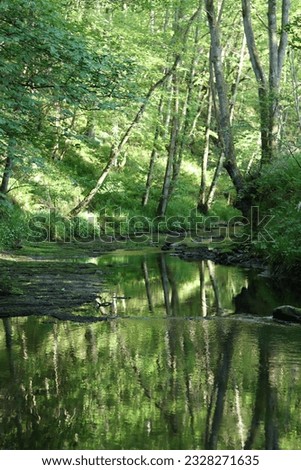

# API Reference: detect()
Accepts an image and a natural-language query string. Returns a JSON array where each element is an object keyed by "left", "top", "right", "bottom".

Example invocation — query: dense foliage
[{"left": 0, "top": 0, "right": 300, "bottom": 272}]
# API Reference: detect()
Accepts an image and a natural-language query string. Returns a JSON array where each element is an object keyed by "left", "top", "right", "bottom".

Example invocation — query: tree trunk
[
  {"left": 142, "top": 93, "right": 165, "bottom": 207},
  {"left": 162, "top": 74, "right": 173, "bottom": 141},
  {"left": 229, "top": 34, "right": 247, "bottom": 125},
  {"left": 289, "top": 50, "right": 301, "bottom": 130},
  {"left": 198, "top": 85, "right": 213, "bottom": 214},
  {"left": 166, "top": 263, "right": 180, "bottom": 316},
  {"left": 207, "top": 260, "right": 223, "bottom": 315},
  {"left": 0, "top": 155, "right": 13, "bottom": 194},
  {"left": 150, "top": 5, "right": 155, "bottom": 34},
  {"left": 163, "top": 5, "right": 170, "bottom": 33},
  {"left": 0, "top": 139, "right": 15, "bottom": 194},
  {"left": 197, "top": 48, "right": 216, "bottom": 214},
  {"left": 268, "top": 0, "right": 290, "bottom": 158},
  {"left": 205, "top": 151, "right": 225, "bottom": 211},
  {"left": 189, "top": 85, "right": 208, "bottom": 138},
  {"left": 199, "top": 24, "right": 247, "bottom": 214},
  {"left": 58, "top": 108, "right": 78, "bottom": 161},
  {"left": 241, "top": 0, "right": 270, "bottom": 165},
  {"left": 206, "top": 0, "right": 245, "bottom": 210},
  {"left": 157, "top": 73, "right": 180, "bottom": 217},
  {"left": 85, "top": 113, "right": 96, "bottom": 139},
  {"left": 242, "top": 0, "right": 290, "bottom": 165},
  {"left": 244, "top": 333, "right": 279, "bottom": 450},
  {"left": 205, "top": 327, "right": 237, "bottom": 449},
  {"left": 172, "top": 20, "right": 201, "bottom": 189},
  {"left": 205, "top": 33, "right": 247, "bottom": 212},
  {"left": 268, "top": 0, "right": 280, "bottom": 159},
  {"left": 157, "top": 4, "right": 203, "bottom": 215},
  {"left": 52, "top": 104, "right": 60, "bottom": 160}
]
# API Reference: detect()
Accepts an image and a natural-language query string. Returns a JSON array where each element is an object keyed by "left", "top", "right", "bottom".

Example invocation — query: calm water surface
[{"left": 1, "top": 250, "right": 301, "bottom": 450}]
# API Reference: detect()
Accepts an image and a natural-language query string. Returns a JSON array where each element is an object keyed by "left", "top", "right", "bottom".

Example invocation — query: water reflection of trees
[
  {"left": 244, "top": 330, "right": 279, "bottom": 450},
  {"left": 1, "top": 316, "right": 301, "bottom": 450},
  {"left": 104, "top": 252, "right": 246, "bottom": 318},
  {"left": 140, "top": 253, "right": 243, "bottom": 318},
  {"left": 204, "top": 326, "right": 238, "bottom": 449},
  {"left": 1, "top": 253, "right": 301, "bottom": 449}
]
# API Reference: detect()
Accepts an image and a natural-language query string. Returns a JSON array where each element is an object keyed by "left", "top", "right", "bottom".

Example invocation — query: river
[{"left": 1, "top": 249, "right": 301, "bottom": 449}]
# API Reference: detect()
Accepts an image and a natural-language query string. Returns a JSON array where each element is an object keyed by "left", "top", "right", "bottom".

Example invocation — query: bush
[
  {"left": 0, "top": 200, "right": 29, "bottom": 250},
  {"left": 254, "top": 155, "right": 301, "bottom": 275}
]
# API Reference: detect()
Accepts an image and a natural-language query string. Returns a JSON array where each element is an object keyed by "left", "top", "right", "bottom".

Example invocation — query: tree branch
[{"left": 69, "top": 4, "right": 203, "bottom": 217}]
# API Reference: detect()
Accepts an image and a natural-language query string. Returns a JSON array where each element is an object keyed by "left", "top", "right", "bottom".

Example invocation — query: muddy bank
[{"left": 0, "top": 256, "right": 110, "bottom": 322}]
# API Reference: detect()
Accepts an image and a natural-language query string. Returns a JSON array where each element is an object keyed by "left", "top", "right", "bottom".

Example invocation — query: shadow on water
[{"left": 1, "top": 250, "right": 301, "bottom": 450}]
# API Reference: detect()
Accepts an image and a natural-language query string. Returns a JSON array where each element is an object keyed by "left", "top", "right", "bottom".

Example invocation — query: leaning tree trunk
[
  {"left": 69, "top": 5, "right": 203, "bottom": 218},
  {"left": 69, "top": 56, "right": 180, "bottom": 217},
  {"left": 205, "top": 151, "right": 225, "bottom": 211}
]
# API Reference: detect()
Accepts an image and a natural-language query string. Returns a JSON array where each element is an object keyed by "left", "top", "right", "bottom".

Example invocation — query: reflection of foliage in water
[
  {"left": 98, "top": 252, "right": 248, "bottom": 318},
  {"left": 1, "top": 252, "right": 301, "bottom": 450},
  {"left": 97, "top": 251, "right": 301, "bottom": 319},
  {"left": 1, "top": 316, "right": 301, "bottom": 450}
]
